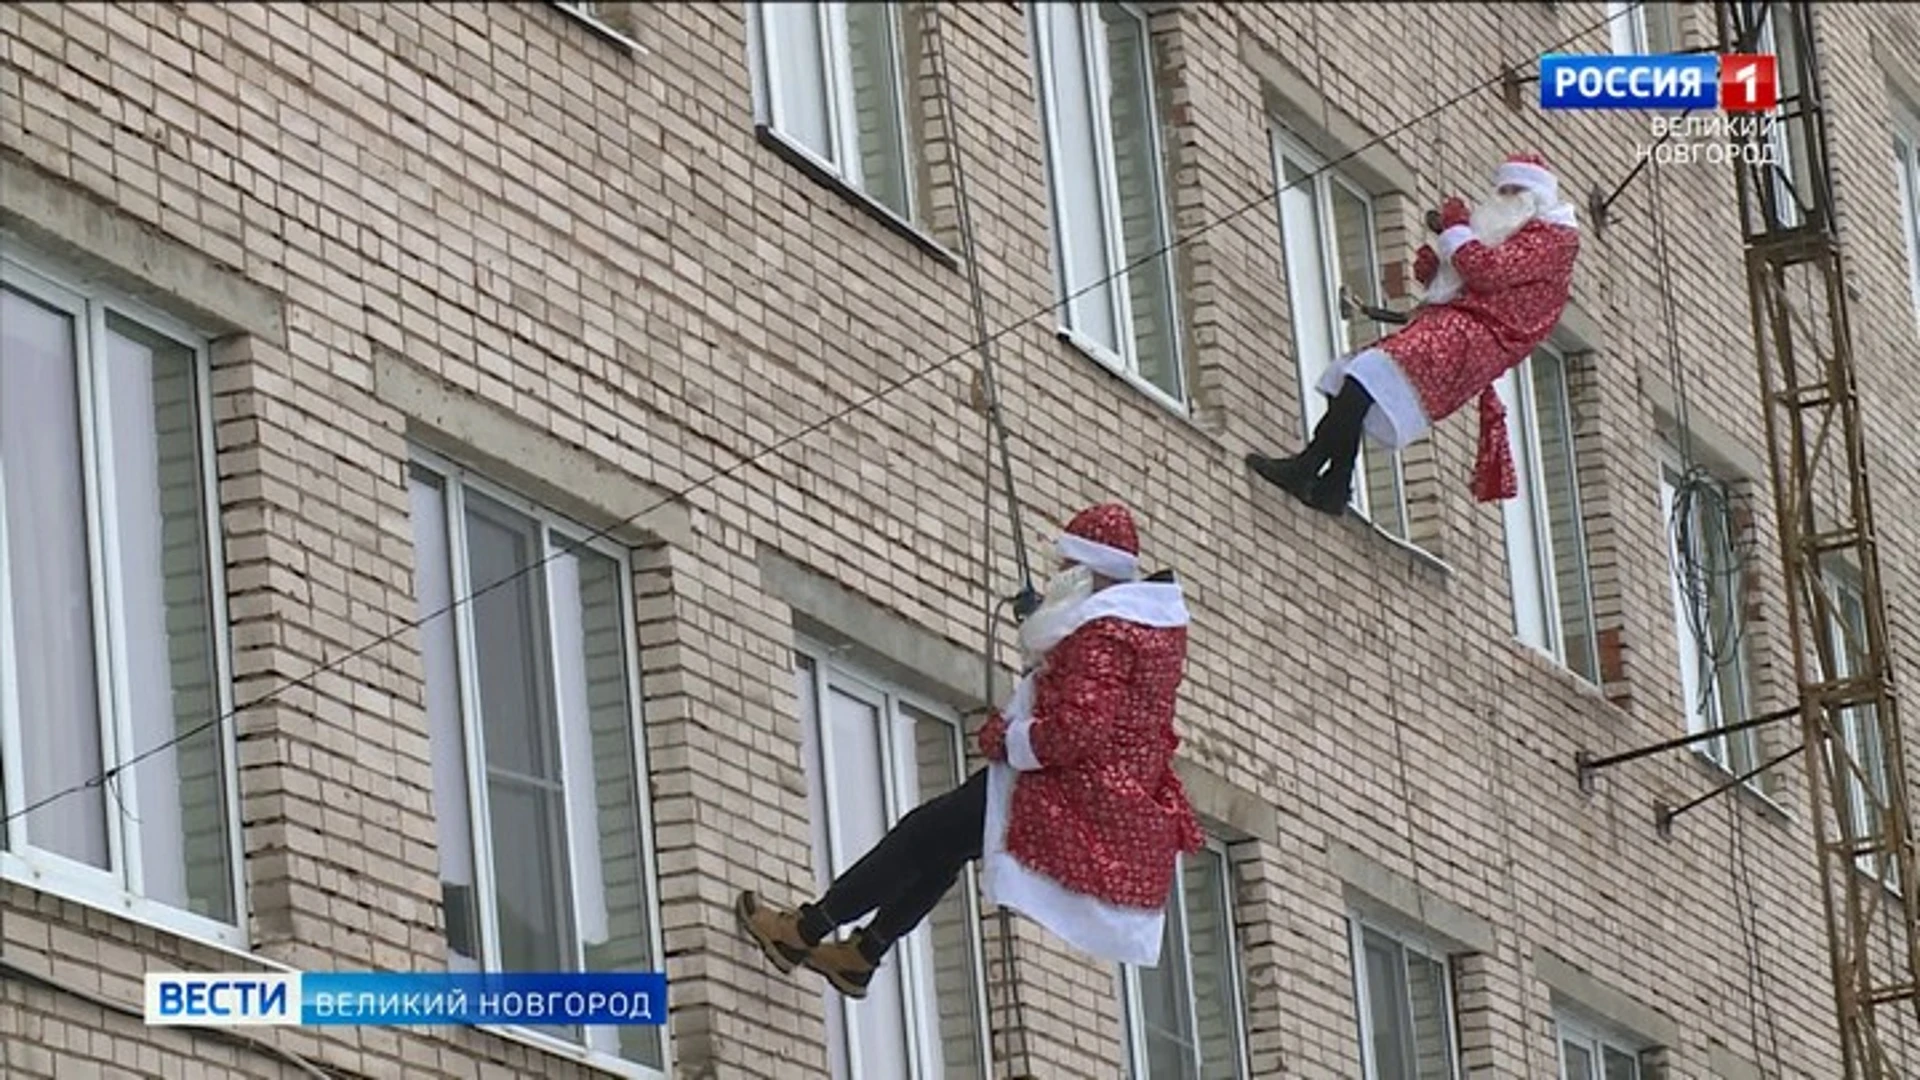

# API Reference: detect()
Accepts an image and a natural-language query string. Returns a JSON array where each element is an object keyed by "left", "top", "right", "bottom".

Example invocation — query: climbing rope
[{"left": 925, "top": 3, "right": 1040, "bottom": 1076}]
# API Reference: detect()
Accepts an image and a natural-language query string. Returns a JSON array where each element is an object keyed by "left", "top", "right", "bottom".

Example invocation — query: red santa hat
[
  {"left": 1056, "top": 502, "right": 1140, "bottom": 581},
  {"left": 1493, "top": 151, "right": 1559, "bottom": 203}
]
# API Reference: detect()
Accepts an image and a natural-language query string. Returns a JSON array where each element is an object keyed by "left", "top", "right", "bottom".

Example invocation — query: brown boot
[
  {"left": 803, "top": 933, "right": 880, "bottom": 999},
  {"left": 735, "top": 891, "right": 812, "bottom": 974}
]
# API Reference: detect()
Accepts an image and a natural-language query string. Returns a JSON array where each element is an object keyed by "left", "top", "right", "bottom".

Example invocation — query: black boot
[
  {"left": 1304, "top": 434, "right": 1363, "bottom": 516},
  {"left": 1304, "top": 469, "right": 1354, "bottom": 516},
  {"left": 1246, "top": 452, "right": 1320, "bottom": 500},
  {"left": 1251, "top": 376, "right": 1374, "bottom": 508}
]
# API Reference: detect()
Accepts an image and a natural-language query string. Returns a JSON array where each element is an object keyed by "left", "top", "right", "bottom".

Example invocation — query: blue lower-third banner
[{"left": 144, "top": 971, "right": 668, "bottom": 1027}]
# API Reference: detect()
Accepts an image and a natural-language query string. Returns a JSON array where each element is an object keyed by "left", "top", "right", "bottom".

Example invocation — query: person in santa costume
[
  {"left": 736, "top": 502, "right": 1203, "bottom": 997},
  {"left": 1247, "top": 151, "right": 1582, "bottom": 514}
]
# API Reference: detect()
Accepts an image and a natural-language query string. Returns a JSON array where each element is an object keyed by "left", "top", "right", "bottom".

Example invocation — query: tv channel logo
[
  {"left": 1539, "top": 54, "right": 1777, "bottom": 112},
  {"left": 146, "top": 973, "right": 300, "bottom": 1026}
]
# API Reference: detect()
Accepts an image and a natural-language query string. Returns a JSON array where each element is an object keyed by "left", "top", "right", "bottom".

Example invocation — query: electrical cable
[
  {"left": 0, "top": 4, "right": 1654, "bottom": 839},
  {"left": 1647, "top": 120, "right": 1786, "bottom": 1077}
]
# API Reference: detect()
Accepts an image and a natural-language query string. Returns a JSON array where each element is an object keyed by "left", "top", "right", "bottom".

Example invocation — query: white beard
[
  {"left": 1018, "top": 566, "right": 1095, "bottom": 670},
  {"left": 1469, "top": 191, "right": 1540, "bottom": 248}
]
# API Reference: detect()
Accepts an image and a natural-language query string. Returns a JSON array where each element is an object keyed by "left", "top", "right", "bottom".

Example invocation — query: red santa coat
[
  {"left": 1322, "top": 210, "right": 1579, "bottom": 501},
  {"left": 976, "top": 579, "right": 1201, "bottom": 966}
]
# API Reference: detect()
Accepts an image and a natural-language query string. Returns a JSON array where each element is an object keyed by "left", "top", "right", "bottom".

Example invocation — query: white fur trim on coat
[
  {"left": 1317, "top": 347, "right": 1432, "bottom": 451},
  {"left": 1005, "top": 720, "right": 1042, "bottom": 771},
  {"left": 1437, "top": 223, "right": 1477, "bottom": 261},
  {"left": 1056, "top": 533, "right": 1139, "bottom": 581}
]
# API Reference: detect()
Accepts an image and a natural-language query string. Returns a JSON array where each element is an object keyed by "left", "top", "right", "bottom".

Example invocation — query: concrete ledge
[
  {"left": 1639, "top": 372, "right": 1770, "bottom": 481},
  {"left": 1708, "top": 1041, "right": 1765, "bottom": 1080},
  {"left": 374, "top": 347, "right": 692, "bottom": 550},
  {"left": 1534, "top": 946, "right": 1680, "bottom": 1047},
  {"left": 759, "top": 548, "right": 1013, "bottom": 711},
  {"left": 1552, "top": 299, "right": 1606, "bottom": 356},
  {"left": 0, "top": 152, "right": 284, "bottom": 345},
  {"left": 1327, "top": 839, "right": 1497, "bottom": 955},
  {"left": 1175, "top": 760, "right": 1279, "bottom": 846},
  {"left": 1239, "top": 36, "right": 1419, "bottom": 197}
]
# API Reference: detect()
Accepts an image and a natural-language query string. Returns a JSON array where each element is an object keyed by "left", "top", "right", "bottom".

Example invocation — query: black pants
[{"left": 799, "top": 768, "right": 987, "bottom": 957}]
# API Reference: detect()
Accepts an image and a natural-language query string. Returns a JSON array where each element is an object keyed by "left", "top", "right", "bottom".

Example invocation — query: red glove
[
  {"left": 1439, "top": 196, "right": 1471, "bottom": 230},
  {"left": 977, "top": 713, "right": 1008, "bottom": 762},
  {"left": 1413, "top": 244, "right": 1438, "bottom": 287}
]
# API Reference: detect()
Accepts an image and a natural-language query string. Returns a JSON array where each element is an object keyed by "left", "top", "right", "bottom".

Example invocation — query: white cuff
[
  {"left": 1437, "top": 224, "right": 1477, "bottom": 261},
  {"left": 1005, "top": 718, "right": 1042, "bottom": 771},
  {"left": 1056, "top": 534, "right": 1138, "bottom": 581}
]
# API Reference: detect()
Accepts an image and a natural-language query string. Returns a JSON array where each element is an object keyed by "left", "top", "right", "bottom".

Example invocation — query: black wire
[
  {"left": 1650, "top": 142, "right": 1785, "bottom": 1074},
  {"left": 0, "top": 3, "right": 1651, "bottom": 832}
]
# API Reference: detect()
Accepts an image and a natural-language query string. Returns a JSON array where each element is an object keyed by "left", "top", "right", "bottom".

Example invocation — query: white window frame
[
  {"left": 0, "top": 251, "right": 245, "bottom": 949},
  {"left": 794, "top": 640, "right": 994, "bottom": 1080},
  {"left": 1031, "top": 0, "right": 1189, "bottom": 410},
  {"left": 747, "top": 1, "right": 918, "bottom": 221},
  {"left": 1498, "top": 348, "right": 1601, "bottom": 680},
  {"left": 409, "top": 450, "right": 670, "bottom": 1079},
  {"left": 1892, "top": 110, "right": 1920, "bottom": 323},
  {"left": 1270, "top": 128, "right": 1410, "bottom": 532},
  {"left": 1348, "top": 915, "right": 1461, "bottom": 1080},
  {"left": 1749, "top": 4, "right": 1801, "bottom": 228},
  {"left": 1822, "top": 564, "right": 1898, "bottom": 892},
  {"left": 1607, "top": 0, "right": 1647, "bottom": 53},
  {"left": 1120, "top": 838, "right": 1252, "bottom": 1079},
  {"left": 1607, "top": 1, "right": 1679, "bottom": 54},
  {"left": 1554, "top": 1012, "right": 1647, "bottom": 1080},
  {"left": 1658, "top": 453, "right": 1759, "bottom": 784},
  {"left": 549, "top": 2, "right": 643, "bottom": 51}
]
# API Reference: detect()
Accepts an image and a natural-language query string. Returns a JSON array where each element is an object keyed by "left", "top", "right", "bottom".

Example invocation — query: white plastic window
[
  {"left": 0, "top": 253, "right": 242, "bottom": 949},
  {"left": 408, "top": 454, "right": 667, "bottom": 1074}
]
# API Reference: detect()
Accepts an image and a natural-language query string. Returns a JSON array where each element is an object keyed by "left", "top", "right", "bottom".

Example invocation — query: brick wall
[{"left": 5, "top": 1, "right": 1920, "bottom": 1077}]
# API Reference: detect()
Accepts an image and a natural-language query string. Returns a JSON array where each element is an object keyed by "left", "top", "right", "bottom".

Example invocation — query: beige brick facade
[{"left": 5, "top": 2, "right": 1920, "bottom": 1078}]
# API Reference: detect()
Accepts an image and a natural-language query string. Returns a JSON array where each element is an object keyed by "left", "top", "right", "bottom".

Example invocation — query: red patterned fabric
[
  {"left": 1380, "top": 215, "right": 1578, "bottom": 501},
  {"left": 975, "top": 615, "right": 1202, "bottom": 910},
  {"left": 1063, "top": 503, "right": 1139, "bottom": 557}
]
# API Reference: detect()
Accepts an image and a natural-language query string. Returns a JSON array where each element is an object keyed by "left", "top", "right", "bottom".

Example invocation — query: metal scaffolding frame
[{"left": 1717, "top": 2, "right": 1920, "bottom": 1074}]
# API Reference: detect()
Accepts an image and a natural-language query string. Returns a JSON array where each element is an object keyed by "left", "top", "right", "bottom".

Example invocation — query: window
[
  {"left": 1660, "top": 458, "right": 1757, "bottom": 780},
  {"left": 408, "top": 456, "right": 665, "bottom": 1073},
  {"left": 1349, "top": 918, "right": 1459, "bottom": 1080},
  {"left": 1893, "top": 113, "right": 1920, "bottom": 320},
  {"left": 1607, "top": 1, "right": 1679, "bottom": 54},
  {"left": 1121, "top": 840, "right": 1250, "bottom": 1079},
  {"left": 750, "top": 2, "right": 917, "bottom": 221},
  {"left": 0, "top": 254, "right": 242, "bottom": 946},
  {"left": 1032, "top": 1, "right": 1186, "bottom": 406},
  {"left": 1749, "top": 3, "right": 1806, "bottom": 228},
  {"left": 1823, "top": 563, "right": 1895, "bottom": 888},
  {"left": 1555, "top": 1014, "right": 1645, "bottom": 1080},
  {"left": 1271, "top": 131, "right": 1409, "bottom": 536},
  {"left": 1498, "top": 348, "right": 1600, "bottom": 681},
  {"left": 793, "top": 645, "right": 991, "bottom": 1080}
]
